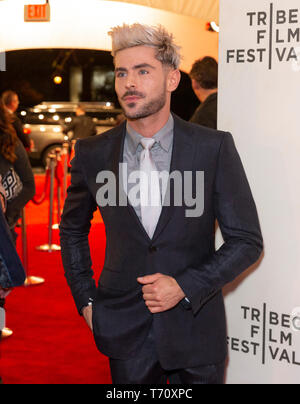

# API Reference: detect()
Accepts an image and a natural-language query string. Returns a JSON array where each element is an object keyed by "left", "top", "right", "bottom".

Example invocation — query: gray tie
[{"left": 139, "top": 138, "right": 162, "bottom": 239}]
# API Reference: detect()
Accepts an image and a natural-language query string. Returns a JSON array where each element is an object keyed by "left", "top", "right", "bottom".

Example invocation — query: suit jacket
[
  {"left": 60, "top": 114, "right": 263, "bottom": 370},
  {"left": 12, "top": 114, "right": 31, "bottom": 150},
  {"left": 190, "top": 92, "right": 218, "bottom": 130},
  {"left": 63, "top": 115, "right": 97, "bottom": 139}
]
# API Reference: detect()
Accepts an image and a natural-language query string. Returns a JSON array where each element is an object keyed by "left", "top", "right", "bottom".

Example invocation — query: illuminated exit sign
[{"left": 24, "top": 4, "right": 50, "bottom": 22}]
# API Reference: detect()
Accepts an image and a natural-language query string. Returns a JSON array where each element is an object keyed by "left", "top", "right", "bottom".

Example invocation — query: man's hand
[
  {"left": 137, "top": 273, "right": 185, "bottom": 314},
  {"left": 82, "top": 305, "right": 93, "bottom": 331}
]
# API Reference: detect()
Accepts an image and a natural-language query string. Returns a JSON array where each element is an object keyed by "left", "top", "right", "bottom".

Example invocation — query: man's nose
[{"left": 125, "top": 73, "right": 137, "bottom": 89}]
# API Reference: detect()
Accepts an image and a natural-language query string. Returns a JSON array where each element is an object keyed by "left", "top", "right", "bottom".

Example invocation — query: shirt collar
[{"left": 126, "top": 114, "right": 174, "bottom": 154}]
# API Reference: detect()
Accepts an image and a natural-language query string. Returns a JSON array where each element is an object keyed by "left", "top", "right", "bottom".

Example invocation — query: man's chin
[{"left": 123, "top": 107, "right": 150, "bottom": 121}]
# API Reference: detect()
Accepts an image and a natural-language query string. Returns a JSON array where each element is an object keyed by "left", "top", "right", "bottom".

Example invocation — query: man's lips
[
  {"left": 123, "top": 96, "right": 141, "bottom": 102},
  {"left": 122, "top": 92, "right": 145, "bottom": 103}
]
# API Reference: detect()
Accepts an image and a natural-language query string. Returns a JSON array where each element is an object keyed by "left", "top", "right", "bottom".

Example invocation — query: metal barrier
[
  {"left": 21, "top": 208, "right": 45, "bottom": 286},
  {"left": 36, "top": 154, "right": 61, "bottom": 253}
]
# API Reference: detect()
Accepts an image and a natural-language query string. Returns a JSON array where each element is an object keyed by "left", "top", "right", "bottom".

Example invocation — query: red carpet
[{"left": 0, "top": 175, "right": 112, "bottom": 384}]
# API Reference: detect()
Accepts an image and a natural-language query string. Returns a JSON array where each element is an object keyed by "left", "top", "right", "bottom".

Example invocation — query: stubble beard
[{"left": 120, "top": 86, "right": 167, "bottom": 121}]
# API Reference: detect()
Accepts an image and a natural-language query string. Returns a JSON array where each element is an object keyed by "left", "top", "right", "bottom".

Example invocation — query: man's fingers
[
  {"left": 142, "top": 284, "right": 156, "bottom": 294},
  {"left": 149, "top": 307, "right": 163, "bottom": 314},
  {"left": 143, "top": 293, "right": 156, "bottom": 301},
  {"left": 82, "top": 305, "right": 93, "bottom": 332},
  {"left": 145, "top": 300, "right": 162, "bottom": 308},
  {"left": 137, "top": 273, "right": 164, "bottom": 285}
]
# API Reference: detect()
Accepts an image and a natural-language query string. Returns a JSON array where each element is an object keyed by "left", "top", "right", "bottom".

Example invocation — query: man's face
[{"left": 114, "top": 46, "right": 172, "bottom": 120}]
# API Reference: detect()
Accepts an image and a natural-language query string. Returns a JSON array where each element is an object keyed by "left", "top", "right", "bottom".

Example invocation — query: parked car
[{"left": 19, "top": 102, "right": 122, "bottom": 166}]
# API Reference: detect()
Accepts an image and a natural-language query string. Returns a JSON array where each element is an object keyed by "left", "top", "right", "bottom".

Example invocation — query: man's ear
[
  {"left": 167, "top": 69, "right": 181, "bottom": 93},
  {"left": 191, "top": 78, "right": 200, "bottom": 91}
]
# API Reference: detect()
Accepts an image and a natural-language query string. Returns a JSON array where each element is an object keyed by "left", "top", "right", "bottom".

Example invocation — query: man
[
  {"left": 60, "top": 24, "right": 263, "bottom": 384},
  {"left": 63, "top": 104, "right": 97, "bottom": 139},
  {"left": 1, "top": 91, "right": 32, "bottom": 151},
  {"left": 189, "top": 57, "right": 218, "bottom": 129}
]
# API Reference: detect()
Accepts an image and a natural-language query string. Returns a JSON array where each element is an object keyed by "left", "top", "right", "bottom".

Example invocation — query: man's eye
[
  {"left": 116, "top": 72, "right": 127, "bottom": 78},
  {"left": 139, "top": 70, "right": 149, "bottom": 75}
]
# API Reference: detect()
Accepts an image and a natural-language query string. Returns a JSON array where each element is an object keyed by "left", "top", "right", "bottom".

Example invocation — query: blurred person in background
[
  {"left": 189, "top": 57, "right": 218, "bottom": 129},
  {"left": 1, "top": 90, "right": 33, "bottom": 152},
  {"left": 0, "top": 104, "right": 34, "bottom": 349},
  {"left": 0, "top": 104, "right": 35, "bottom": 244},
  {"left": 63, "top": 104, "right": 97, "bottom": 139}
]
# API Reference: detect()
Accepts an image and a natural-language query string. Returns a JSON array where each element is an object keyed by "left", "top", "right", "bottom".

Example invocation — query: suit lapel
[
  {"left": 152, "top": 115, "right": 195, "bottom": 242},
  {"left": 109, "top": 116, "right": 195, "bottom": 243},
  {"left": 110, "top": 122, "right": 152, "bottom": 242}
]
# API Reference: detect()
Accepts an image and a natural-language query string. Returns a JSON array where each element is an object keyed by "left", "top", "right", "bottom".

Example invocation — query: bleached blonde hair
[{"left": 108, "top": 23, "right": 182, "bottom": 69}]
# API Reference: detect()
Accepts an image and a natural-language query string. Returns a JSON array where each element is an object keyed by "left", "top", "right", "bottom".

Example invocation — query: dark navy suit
[{"left": 60, "top": 115, "right": 263, "bottom": 380}]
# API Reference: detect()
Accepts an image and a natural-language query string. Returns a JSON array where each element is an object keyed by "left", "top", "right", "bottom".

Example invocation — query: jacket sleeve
[
  {"left": 59, "top": 140, "right": 98, "bottom": 314},
  {"left": 13, "top": 116, "right": 31, "bottom": 149},
  {"left": 63, "top": 119, "right": 76, "bottom": 135},
  {"left": 5, "top": 141, "right": 35, "bottom": 227},
  {"left": 175, "top": 132, "right": 263, "bottom": 315},
  {"left": 190, "top": 101, "right": 217, "bottom": 130}
]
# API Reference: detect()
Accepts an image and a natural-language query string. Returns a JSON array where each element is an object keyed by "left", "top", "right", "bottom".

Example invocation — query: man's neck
[
  {"left": 127, "top": 106, "right": 171, "bottom": 138},
  {"left": 198, "top": 88, "right": 217, "bottom": 103}
]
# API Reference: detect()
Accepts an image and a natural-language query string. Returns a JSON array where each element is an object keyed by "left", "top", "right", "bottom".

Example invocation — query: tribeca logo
[
  {"left": 95, "top": 163, "right": 205, "bottom": 218},
  {"left": 226, "top": 4, "right": 300, "bottom": 70},
  {"left": 227, "top": 304, "right": 300, "bottom": 367},
  {"left": 0, "top": 49, "right": 6, "bottom": 72}
]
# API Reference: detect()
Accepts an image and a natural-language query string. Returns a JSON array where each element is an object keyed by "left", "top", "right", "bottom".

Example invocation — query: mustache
[{"left": 122, "top": 91, "right": 145, "bottom": 100}]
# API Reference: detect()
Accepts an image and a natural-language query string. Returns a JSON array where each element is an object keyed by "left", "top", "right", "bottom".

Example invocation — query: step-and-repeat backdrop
[{"left": 219, "top": 0, "right": 300, "bottom": 384}]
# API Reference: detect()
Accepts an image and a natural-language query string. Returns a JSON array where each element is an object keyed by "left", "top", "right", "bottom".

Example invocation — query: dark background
[{"left": 0, "top": 49, "right": 199, "bottom": 120}]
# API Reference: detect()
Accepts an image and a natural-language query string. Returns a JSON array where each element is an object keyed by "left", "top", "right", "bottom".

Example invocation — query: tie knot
[{"left": 140, "top": 137, "right": 156, "bottom": 150}]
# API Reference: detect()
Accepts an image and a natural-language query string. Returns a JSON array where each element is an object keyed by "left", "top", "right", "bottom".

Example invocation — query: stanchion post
[
  {"left": 52, "top": 148, "right": 62, "bottom": 230},
  {"left": 22, "top": 208, "right": 45, "bottom": 286},
  {"left": 62, "top": 142, "right": 69, "bottom": 202},
  {"left": 36, "top": 154, "right": 61, "bottom": 253}
]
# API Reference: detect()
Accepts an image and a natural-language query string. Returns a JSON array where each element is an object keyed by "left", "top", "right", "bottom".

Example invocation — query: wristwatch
[{"left": 181, "top": 297, "right": 192, "bottom": 310}]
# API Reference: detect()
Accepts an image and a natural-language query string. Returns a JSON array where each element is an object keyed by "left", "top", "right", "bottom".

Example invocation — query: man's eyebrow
[
  {"left": 115, "top": 67, "right": 127, "bottom": 72},
  {"left": 133, "top": 63, "right": 156, "bottom": 70},
  {"left": 115, "top": 63, "right": 156, "bottom": 72}
]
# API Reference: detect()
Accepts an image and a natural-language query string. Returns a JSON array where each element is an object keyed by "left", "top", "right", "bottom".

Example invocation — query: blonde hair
[{"left": 108, "top": 23, "right": 182, "bottom": 69}]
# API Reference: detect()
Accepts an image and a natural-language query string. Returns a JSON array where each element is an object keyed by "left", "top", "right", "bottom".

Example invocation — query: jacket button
[{"left": 149, "top": 246, "right": 158, "bottom": 253}]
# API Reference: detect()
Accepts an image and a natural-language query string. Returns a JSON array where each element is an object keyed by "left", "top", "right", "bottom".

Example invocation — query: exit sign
[{"left": 24, "top": 4, "right": 50, "bottom": 22}]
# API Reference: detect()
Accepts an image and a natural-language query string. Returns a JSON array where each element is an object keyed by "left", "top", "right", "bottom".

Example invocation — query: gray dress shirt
[{"left": 122, "top": 115, "right": 174, "bottom": 222}]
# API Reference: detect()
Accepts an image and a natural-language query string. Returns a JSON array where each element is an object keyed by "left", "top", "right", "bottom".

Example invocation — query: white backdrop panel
[{"left": 219, "top": 0, "right": 300, "bottom": 384}]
